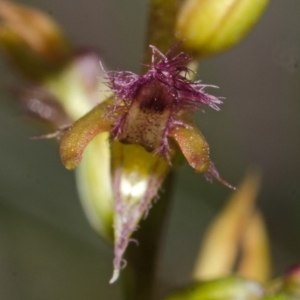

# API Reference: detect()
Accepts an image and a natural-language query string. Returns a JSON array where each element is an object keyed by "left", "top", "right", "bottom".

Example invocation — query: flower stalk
[{"left": 143, "top": 0, "right": 178, "bottom": 67}]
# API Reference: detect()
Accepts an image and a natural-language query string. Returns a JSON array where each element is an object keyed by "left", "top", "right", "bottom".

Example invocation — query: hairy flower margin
[{"left": 61, "top": 45, "right": 234, "bottom": 188}]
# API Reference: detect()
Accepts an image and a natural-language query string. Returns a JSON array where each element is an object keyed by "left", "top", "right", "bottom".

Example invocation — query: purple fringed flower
[
  {"left": 60, "top": 44, "right": 235, "bottom": 211},
  {"left": 103, "top": 45, "right": 222, "bottom": 160},
  {"left": 59, "top": 45, "right": 235, "bottom": 283}
]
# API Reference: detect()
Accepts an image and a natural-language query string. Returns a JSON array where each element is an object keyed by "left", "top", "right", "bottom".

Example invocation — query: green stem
[{"left": 143, "top": 0, "right": 178, "bottom": 67}]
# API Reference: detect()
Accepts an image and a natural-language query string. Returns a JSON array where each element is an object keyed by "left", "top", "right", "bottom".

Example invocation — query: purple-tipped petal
[{"left": 110, "top": 142, "right": 169, "bottom": 282}]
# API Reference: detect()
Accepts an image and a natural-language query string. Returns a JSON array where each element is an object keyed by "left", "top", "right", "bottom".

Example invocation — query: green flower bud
[
  {"left": 262, "top": 293, "right": 298, "bottom": 300},
  {"left": 165, "top": 276, "right": 264, "bottom": 300},
  {"left": 193, "top": 171, "right": 269, "bottom": 282},
  {"left": 283, "top": 265, "right": 300, "bottom": 297},
  {"left": 0, "top": 0, "right": 72, "bottom": 79},
  {"left": 75, "top": 133, "right": 114, "bottom": 241},
  {"left": 176, "top": 0, "right": 269, "bottom": 57}
]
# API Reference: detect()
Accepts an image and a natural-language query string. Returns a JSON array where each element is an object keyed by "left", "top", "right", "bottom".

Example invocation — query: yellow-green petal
[
  {"left": 60, "top": 102, "right": 112, "bottom": 170},
  {"left": 170, "top": 124, "right": 210, "bottom": 173}
]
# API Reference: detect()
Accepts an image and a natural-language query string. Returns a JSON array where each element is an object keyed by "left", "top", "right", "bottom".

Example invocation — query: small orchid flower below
[{"left": 60, "top": 45, "right": 234, "bottom": 189}]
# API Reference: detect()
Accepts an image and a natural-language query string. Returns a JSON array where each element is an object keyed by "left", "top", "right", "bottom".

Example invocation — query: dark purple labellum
[{"left": 118, "top": 79, "right": 173, "bottom": 152}]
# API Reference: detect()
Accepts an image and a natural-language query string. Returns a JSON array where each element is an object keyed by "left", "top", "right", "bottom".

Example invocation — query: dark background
[{"left": 0, "top": 0, "right": 300, "bottom": 299}]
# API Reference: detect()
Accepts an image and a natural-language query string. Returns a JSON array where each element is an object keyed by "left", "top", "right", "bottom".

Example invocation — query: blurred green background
[{"left": 0, "top": 0, "right": 300, "bottom": 299}]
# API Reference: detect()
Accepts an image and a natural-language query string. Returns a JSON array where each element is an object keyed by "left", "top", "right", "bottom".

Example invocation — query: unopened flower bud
[
  {"left": 283, "top": 265, "right": 300, "bottom": 297},
  {"left": 176, "top": 0, "right": 269, "bottom": 57},
  {"left": 75, "top": 132, "right": 114, "bottom": 241},
  {"left": 0, "top": 0, "right": 71, "bottom": 79},
  {"left": 261, "top": 293, "right": 298, "bottom": 300},
  {"left": 193, "top": 170, "right": 263, "bottom": 282},
  {"left": 165, "top": 276, "right": 264, "bottom": 300}
]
